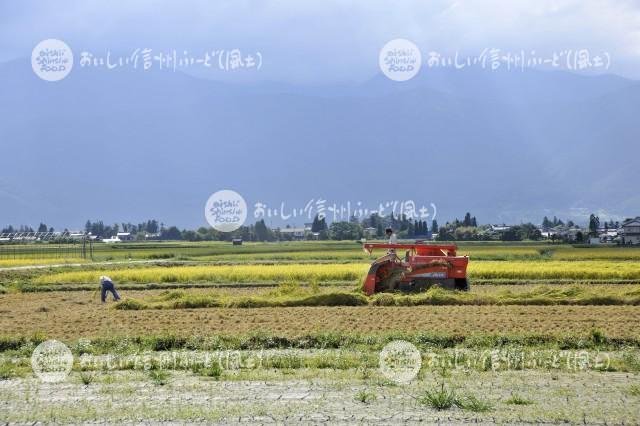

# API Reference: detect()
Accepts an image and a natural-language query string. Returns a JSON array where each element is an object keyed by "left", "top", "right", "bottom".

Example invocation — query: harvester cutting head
[{"left": 362, "top": 242, "right": 469, "bottom": 295}]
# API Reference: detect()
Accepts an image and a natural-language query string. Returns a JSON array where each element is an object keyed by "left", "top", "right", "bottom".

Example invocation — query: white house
[
  {"left": 363, "top": 227, "right": 377, "bottom": 238},
  {"left": 117, "top": 232, "right": 133, "bottom": 241},
  {"left": 277, "top": 227, "right": 307, "bottom": 240},
  {"left": 102, "top": 236, "right": 121, "bottom": 243}
]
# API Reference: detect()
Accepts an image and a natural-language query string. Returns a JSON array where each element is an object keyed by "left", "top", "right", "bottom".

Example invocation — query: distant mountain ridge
[{"left": 0, "top": 58, "right": 638, "bottom": 229}]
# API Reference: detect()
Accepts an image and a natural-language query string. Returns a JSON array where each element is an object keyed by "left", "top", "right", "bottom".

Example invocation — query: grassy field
[{"left": 1, "top": 240, "right": 639, "bottom": 423}]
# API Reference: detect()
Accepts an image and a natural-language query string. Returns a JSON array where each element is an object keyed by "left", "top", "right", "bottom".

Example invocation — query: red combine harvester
[{"left": 362, "top": 242, "right": 470, "bottom": 295}]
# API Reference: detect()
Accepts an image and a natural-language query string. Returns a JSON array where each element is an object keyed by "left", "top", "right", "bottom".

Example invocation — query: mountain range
[{"left": 0, "top": 58, "right": 638, "bottom": 229}]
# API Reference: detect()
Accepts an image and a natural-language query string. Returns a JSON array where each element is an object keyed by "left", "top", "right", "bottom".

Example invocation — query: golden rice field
[
  {"left": 551, "top": 247, "right": 640, "bottom": 260},
  {"left": 31, "top": 260, "right": 640, "bottom": 285},
  {"left": 470, "top": 260, "right": 640, "bottom": 280},
  {"left": 33, "top": 263, "right": 368, "bottom": 285},
  {"left": 458, "top": 246, "right": 543, "bottom": 258},
  {"left": 0, "top": 258, "right": 87, "bottom": 268},
  {"left": 194, "top": 250, "right": 370, "bottom": 262},
  {"left": 193, "top": 245, "right": 640, "bottom": 261},
  {"left": 197, "top": 246, "right": 545, "bottom": 262}
]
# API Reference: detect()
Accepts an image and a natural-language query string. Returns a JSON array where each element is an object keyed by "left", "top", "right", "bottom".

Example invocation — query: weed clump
[
  {"left": 193, "top": 362, "right": 222, "bottom": 379},
  {"left": 418, "top": 383, "right": 456, "bottom": 410},
  {"left": 354, "top": 389, "right": 376, "bottom": 404},
  {"left": 418, "top": 383, "right": 493, "bottom": 412},
  {"left": 148, "top": 369, "right": 170, "bottom": 386},
  {"left": 505, "top": 393, "right": 533, "bottom": 405}
]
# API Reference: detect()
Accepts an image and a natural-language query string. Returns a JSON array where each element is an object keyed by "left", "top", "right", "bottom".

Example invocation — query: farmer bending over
[{"left": 99, "top": 275, "right": 121, "bottom": 303}]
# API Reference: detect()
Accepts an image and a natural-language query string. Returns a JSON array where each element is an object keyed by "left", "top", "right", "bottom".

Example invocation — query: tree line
[{"left": 2, "top": 211, "right": 613, "bottom": 242}]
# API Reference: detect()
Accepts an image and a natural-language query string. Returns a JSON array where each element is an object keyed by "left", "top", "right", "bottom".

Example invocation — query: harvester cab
[{"left": 362, "top": 242, "right": 469, "bottom": 295}]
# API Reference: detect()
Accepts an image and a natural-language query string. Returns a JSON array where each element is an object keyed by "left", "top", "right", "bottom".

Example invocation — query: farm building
[
  {"left": 277, "top": 227, "right": 307, "bottom": 240},
  {"left": 484, "top": 224, "right": 512, "bottom": 240},
  {"left": 363, "top": 227, "right": 377, "bottom": 238},
  {"left": 116, "top": 232, "right": 133, "bottom": 241},
  {"left": 621, "top": 217, "right": 640, "bottom": 245}
]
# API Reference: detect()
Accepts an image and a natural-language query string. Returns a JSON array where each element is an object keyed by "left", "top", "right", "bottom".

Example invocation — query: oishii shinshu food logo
[{"left": 204, "top": 189, "right": 248, "bottom": 232}]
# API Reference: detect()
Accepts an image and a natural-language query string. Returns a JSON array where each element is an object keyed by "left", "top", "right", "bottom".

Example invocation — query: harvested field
[{"left": 1, "top": 290, "right": 639, "bottom": 339}]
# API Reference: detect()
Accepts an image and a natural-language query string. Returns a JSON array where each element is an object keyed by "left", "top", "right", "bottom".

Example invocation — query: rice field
[
  {"left": 1, "top": 241, "right": 640, "bottom": 424},
  {"left": 112, "top": 284, "right": 640, "bottom": 311},
  {"left": 469, "top": 260, "right": 640, "bottom": 280},
  {"left": 2, "top": 240, "right": 640, "bottom": 341},
  {"left": 1, "top": 289, "right": 640, "bottom": 339},
  {"left": 28, "top": 259, "right": 640, "bottom": 286},
  {"left": 32, "top": 263, "right": 368, "bottom": 285},
  {"left": 551, "top": 247, "right": 640, "bottom": 260},
  {"left": 0, "top": 258, "right": 87, "bottom": 268}
]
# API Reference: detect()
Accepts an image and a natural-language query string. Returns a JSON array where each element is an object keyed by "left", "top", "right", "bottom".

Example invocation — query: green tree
[
  {"left": 329, "top": 221, "right": 362, "bottom": 240},
  {"left": 501, "top": 227, "right": 521, "bottom": 241},
  {"left": 161, "top": 226, "right": 182, "bottom": 240},
  {"left": 181, "top": 230, "right": 199, "bottom": 241},
  {"left": 463, "top": 212, "right": 472, "bottom": 227},
  {"left": 254, "top": 219, "right": 274, "bottom": 241},
  {"left": 589, "top": 214, "right": 600, "bottom": 236},
  {"left": 454, "top": 226, "right": 478, "bottom": 240},
  {"left": 517, "top": 223, "right": 542, "bottom": 241},
  {"left": 311, "top": 215, "right": 322, "bottom": 232}
]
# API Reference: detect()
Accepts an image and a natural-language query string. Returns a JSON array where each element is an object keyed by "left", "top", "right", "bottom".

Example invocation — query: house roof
[{"left": 278, "top": 227, "right": 306, "bottom": 233}]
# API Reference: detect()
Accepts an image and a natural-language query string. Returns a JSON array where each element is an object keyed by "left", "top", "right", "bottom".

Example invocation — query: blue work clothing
[{"left": 101, "top": 280, "right": 121, "bottom": 303}]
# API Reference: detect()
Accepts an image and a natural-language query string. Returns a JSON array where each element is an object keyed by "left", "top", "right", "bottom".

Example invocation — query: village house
[
  {"left": 277, "top": 227, "right": 307, "bottom": 240},
  {"left": 116, "top": 232, "right": 133, "bottom": 242},
  {"left": 621, "top": 217, "right": 640, "bottom": 245}
]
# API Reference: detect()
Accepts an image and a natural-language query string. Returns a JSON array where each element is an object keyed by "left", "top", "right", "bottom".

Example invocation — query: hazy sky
[{"left": 1, "top": 0, "right": 639, "bottom": 83}]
